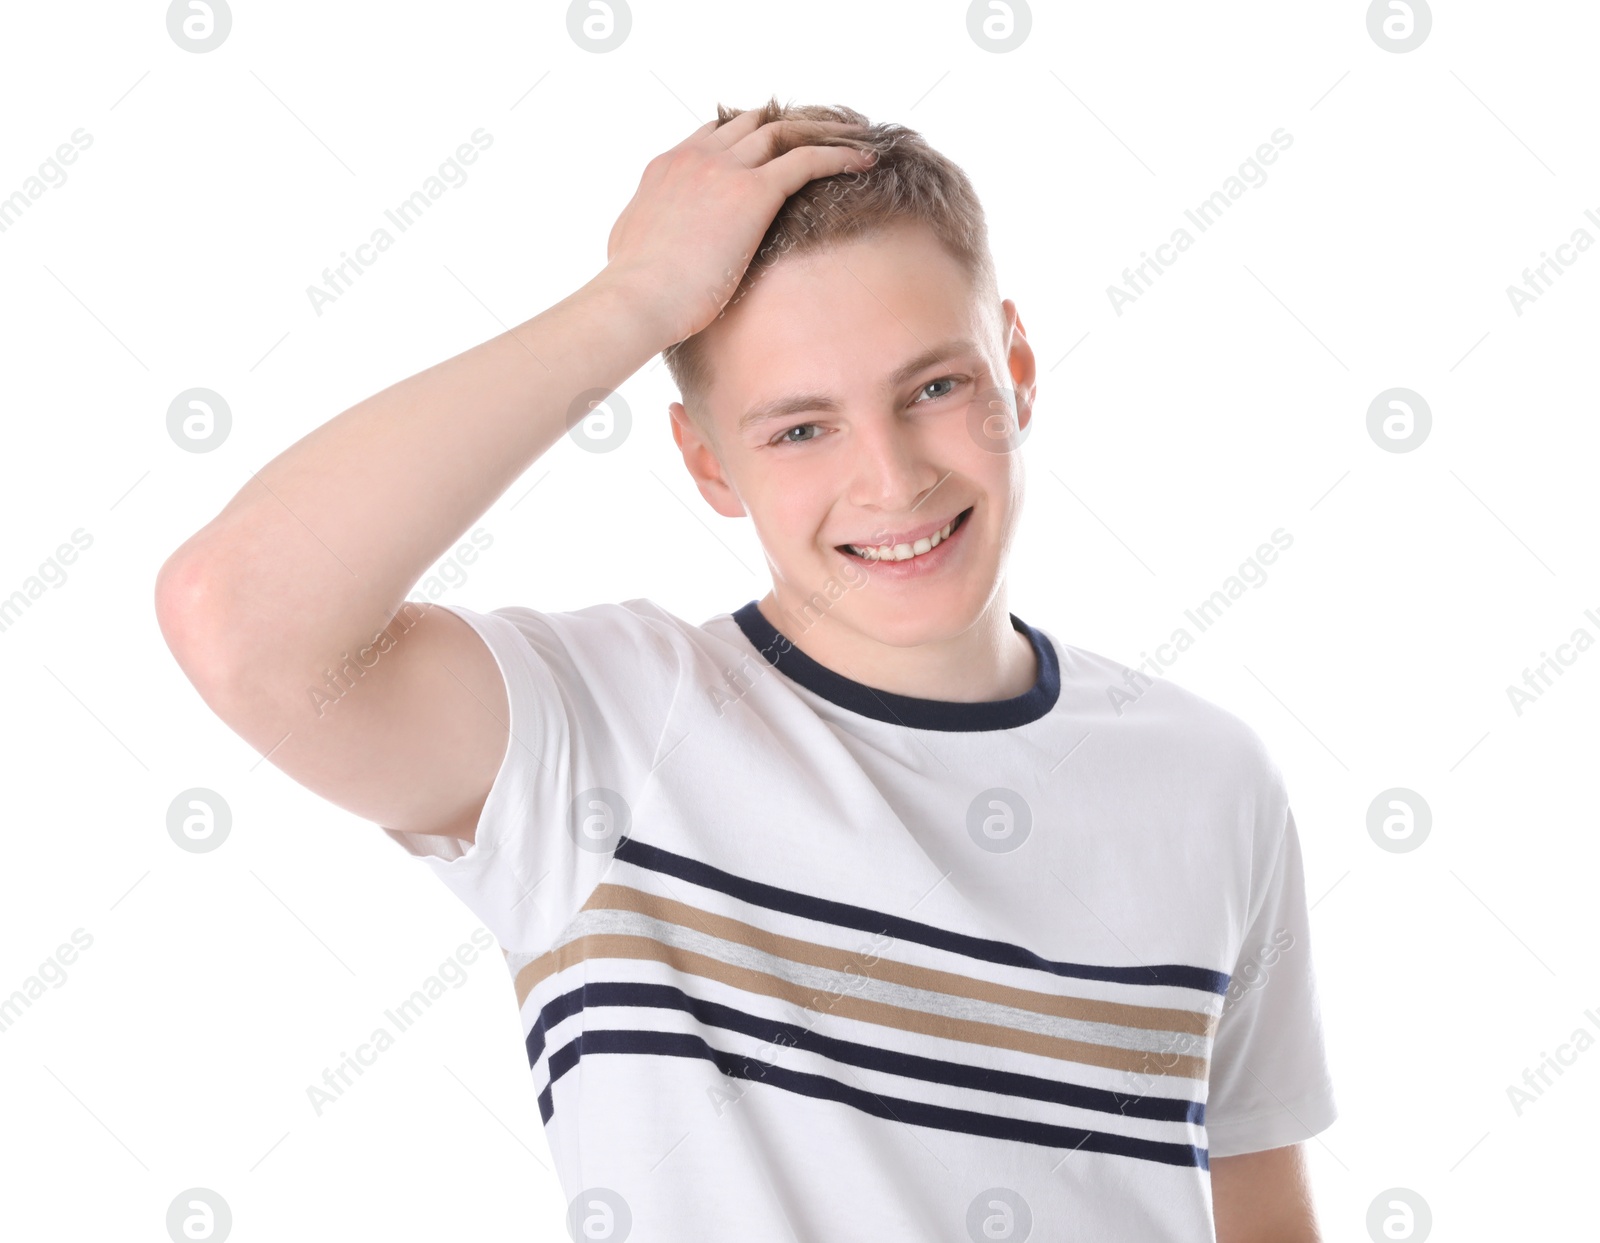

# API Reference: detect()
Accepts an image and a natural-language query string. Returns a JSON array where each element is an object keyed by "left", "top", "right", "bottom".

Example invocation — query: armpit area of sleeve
[
  {"left": 380, "top": 603, "right": 569, "bottom": 953},
  {"left": 1205, "top": 1085, "right": 1338, "bottom": 1159}
]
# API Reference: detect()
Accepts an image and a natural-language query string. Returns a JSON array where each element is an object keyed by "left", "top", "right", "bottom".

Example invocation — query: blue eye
[
  {"left": 770, "top": 377, "right": 965, "bottom": 446},
  {"left": 775, "top": 423, "right": 820, "bottom": 445}
]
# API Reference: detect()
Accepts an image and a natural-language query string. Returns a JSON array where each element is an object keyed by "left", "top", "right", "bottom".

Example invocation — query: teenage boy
[{"left": 156, "top": 100, "right": 1336, "bottom": 1242}]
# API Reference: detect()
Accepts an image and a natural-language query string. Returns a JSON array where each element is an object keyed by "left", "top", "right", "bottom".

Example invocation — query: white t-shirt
[{"left": 384, "top": 597, "right": 1336, "bottom": 1242}]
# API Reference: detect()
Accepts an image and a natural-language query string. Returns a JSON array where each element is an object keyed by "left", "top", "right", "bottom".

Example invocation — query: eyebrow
[{"left": 736, "top": 338, "right": 986, "bottom": 434}]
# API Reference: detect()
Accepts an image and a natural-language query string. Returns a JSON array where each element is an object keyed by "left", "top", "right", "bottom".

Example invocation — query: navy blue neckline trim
[{"left": 730, "top": 600, "right": 1061, "bottom": 732}]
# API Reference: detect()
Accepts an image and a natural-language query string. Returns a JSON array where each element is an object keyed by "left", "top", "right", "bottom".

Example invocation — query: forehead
[{"left": 698, "top": 220, "right": 995, "bottom": 420}]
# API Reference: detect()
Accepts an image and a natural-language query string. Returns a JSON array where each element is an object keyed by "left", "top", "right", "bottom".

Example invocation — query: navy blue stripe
[
  {"left": 524, "top": 982, "right": 586, "bottom": 1067},
  {"left": 731, "top": 599, "right": 1062, "bottom": 732},
  {"left": 538, "top": 1026, "right": 584, "bottom": 1121},
  {"left": 613, "top": 835, "right": 1230, "bottom": 995},
  {"left": 538, "top": 1027, "right": 1206, "bottom": 1170},
  {"left": 526, "top": 980, "right": 1202, "bottom": 1126}
]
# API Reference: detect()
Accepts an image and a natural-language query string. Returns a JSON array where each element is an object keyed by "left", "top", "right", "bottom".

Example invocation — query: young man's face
[{"left": 670, "top": 218, "right": 1036, "bottom": 648}]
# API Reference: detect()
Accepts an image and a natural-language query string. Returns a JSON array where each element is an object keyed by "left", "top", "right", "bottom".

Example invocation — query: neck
[{"left": 755, "top": 588, "right": 1038, "bottom": 703}]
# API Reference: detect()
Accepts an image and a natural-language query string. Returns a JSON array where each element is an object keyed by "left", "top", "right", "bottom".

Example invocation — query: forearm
[
  {"left": 156, "top": 269, "right": 669, "bottom": 694},
  {"left": 1211, "top": 1145, "right": 1321, "bottom": 1243}
]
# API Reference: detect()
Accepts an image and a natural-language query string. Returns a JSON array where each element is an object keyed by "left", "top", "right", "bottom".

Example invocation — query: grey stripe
[{"left": 554, "top": 908, "right": 1212, "bottom": 1060}]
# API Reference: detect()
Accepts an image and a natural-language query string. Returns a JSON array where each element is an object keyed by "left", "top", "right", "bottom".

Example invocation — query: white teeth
[{"left": 847, "top": 514, "right": 961, "bottom": 562}]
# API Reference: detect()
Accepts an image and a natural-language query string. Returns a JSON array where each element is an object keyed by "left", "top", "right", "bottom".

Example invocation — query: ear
[
  {"left": 1000, "top": 298, "right": 1038, "bottom": 431},
  {"left": 669, "top": 401, "right": 747, "bottom": 518}
]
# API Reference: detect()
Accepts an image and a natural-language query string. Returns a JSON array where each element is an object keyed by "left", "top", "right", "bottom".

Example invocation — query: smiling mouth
[{"left": 838, "top": 506, "right": 973, "bottom": 562}]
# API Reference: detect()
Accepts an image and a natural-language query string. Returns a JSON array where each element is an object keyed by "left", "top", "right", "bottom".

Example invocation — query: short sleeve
[
  {"left": 1205, "top": 806, "right": 1338, "bottom": 1158},
  {"left": 381, "top": 599, "right": 683, "bottom": 956}
]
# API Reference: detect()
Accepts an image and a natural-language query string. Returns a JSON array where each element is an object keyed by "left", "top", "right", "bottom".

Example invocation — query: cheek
[
  {"left": 969, "top": 456, "right": 1021, "bottom": 522},
  {"left": 754, "top": 501, "right": 827, "bottom": 556},
  {"left": 752, "top": 470, "right": 836, "bottom": 550}
]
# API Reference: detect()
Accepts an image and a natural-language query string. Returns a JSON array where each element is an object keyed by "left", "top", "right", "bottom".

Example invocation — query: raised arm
[{"left": 153, "top": 113, "right": 874, "bottom": 841}]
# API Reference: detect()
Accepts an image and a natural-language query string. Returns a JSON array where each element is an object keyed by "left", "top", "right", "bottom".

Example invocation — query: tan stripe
[
  {"left": 513, "top": 932, "right": 1208, "bottom": 1081},
  {"left": 559, "top": 883, "right": 1216, "bottom": 1039}
]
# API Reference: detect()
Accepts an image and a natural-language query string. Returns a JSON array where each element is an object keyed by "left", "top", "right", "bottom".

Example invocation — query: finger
[
  {"left": 665, "top": 113, "right": 732, "bottom": 157},
  {"left": 730, "top": 118, "right": 870, "bottom": 168},
  {"left": 701, "top": 107, "right": 770, "bottom": 153},
  {"left": 756, "top": 142, "right": 876, "bottom": 199},
  {"left": 683, "top": 116, "right": 723, "bottom": 143}
]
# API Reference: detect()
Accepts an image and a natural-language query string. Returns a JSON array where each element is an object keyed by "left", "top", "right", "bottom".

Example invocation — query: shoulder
[
  {"left": 447, "top": 597, "right": 738, "bottom": 755},
  {"left": 1041, "top": 629, "right": 1287, "bottom": 798},
  {"left": 474, "top": 596, "right": 743, "bottom": 677},
  {"left": 487, "top": 596, "right": 706, "bottom": 644}
]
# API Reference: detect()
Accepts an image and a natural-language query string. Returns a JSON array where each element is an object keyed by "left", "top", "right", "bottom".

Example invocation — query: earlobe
[
  {"left": 670, "top": 402, "right": 748, "bottom": 520},
  {"left": 698, "top": 477, "right": 748, "bottom": 520},
  {"left": 1000, "top": 300, "right": 1037, "bottom": 429}
]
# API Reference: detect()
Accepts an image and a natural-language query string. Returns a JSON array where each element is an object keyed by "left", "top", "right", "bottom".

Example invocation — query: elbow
[{"left": 155, "top": 543, "right": 244, "bottom": 698}]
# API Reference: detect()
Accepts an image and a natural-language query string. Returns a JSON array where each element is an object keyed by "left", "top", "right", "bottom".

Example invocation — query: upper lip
[{"left": 837, "top": 506, "right": 970, "bottom": 549}]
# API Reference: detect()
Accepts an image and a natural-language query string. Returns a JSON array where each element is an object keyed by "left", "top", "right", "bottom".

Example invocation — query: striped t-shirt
[{"left": 384, "top": 597, "right": 1336, "bottom": 1241}]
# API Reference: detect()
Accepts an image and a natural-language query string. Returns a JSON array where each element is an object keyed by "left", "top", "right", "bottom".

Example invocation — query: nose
[{"left": 846, "top": 414, "right": 950, "bottom": 522}]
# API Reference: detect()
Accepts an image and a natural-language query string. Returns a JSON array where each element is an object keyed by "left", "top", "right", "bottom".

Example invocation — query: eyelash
[{"left": 771, "top": 375, "right": 967, "bottom": 446}]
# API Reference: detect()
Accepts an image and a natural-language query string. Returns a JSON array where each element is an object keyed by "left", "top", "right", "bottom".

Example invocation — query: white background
[{"left": 1, "top": 1, "right": 1596, "bottom": 1239}]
